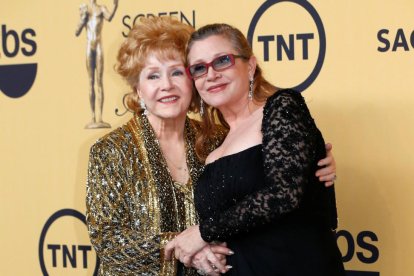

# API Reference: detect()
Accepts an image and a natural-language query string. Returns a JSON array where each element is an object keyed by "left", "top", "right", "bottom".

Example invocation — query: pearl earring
[{"left": 140, "top": 98, "right": 149, "bottom": 116}]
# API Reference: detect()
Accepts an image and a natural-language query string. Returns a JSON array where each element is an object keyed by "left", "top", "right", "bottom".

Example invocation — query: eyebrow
[
  {"left": 189, "top": 52, "right": 231, "bottom": 65},
  {"left": 144, "top": 63, "right": 185, "bottom": 71}
]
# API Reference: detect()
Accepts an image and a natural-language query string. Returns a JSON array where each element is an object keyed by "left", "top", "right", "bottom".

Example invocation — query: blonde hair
[
  {"left": 186, "top": 23, "right": 277, "bottom": 161},
  {"left": 115, "top": 17, "right": 195, "bottom": 113}
]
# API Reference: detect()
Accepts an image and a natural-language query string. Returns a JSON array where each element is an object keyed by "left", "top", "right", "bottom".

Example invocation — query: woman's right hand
[
  {"left": 316, "top": 143, "right": 337, "bottom": 187},
  {"left": 191, "top": 243, "right": 233, "bottom": 275}
]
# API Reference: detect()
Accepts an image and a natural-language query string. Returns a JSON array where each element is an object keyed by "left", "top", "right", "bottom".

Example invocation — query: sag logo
[
  {"left": 377, "top": 28, "right": 414, "bottom": 52},
  {"left": 247, "top": 0, "right": 326, "bottom": 92},
  {"left": 39, "top": 209, "right": 99, "bottom": 276},
  {"left": 336, "top": 229, "right": 380, "bottom": 276},
  {"left": 0, "top": 24, "right": 37, "bottom": 98}
]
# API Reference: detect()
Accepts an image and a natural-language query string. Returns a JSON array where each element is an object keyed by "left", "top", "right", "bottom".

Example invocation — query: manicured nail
[
  {"left": 221, "top": 265, "right": 233, "bottom": 273},
  {"left": 228, "top": 250, "right": 234, "bottom": 255}
]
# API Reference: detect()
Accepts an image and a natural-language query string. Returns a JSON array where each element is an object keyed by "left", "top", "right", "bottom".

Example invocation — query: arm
[
  {"left": 164, "top": 90, "right": 323, "bottom": 264},
  {"left": 86, "top": 139, "right": 163, "bottom": 273},
  {"left": 75, "top": 4, "right": 88, "bottom": 36},
  {"left": 198, "top": 90, "right": 321, "bottom": 242},
  {"left": 102, "top": 0, "right": 118, "bottom": 22}
]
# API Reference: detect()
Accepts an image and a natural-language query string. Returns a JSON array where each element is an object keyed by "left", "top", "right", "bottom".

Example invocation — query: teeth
[{"left": 159, "top": 96, "right": 178, "bottom": 103}]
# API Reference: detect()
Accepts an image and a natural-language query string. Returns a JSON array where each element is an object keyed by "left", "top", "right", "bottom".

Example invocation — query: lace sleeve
[{"left": 199, "top": 90, "right": 321, "bottom": 242}]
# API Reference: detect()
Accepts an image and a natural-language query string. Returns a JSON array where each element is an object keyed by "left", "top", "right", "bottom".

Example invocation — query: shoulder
[
  {"left": 99, "top": 4, "right": 110, "bottom": 12},
  {"left": 262, "top": 89, "right": 312, "bottom": 129},
  {"left": 264, "top": 89, "right": 305, "bottom": 112},
  {"left": 263, "top": 89, "right": 305, "bottom": 118},
  {"left": 89, "top": 118, "right": 135, "bottom": 158},
  {"left": 189, "top": 118, "right": 227, "bottom": 139}
]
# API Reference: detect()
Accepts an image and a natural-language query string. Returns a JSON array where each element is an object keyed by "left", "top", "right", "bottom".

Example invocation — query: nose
[
  {"left": 161, "top": 75, "right": 173, "bottom": 91},
  {"left": 206, "top": 65, "right": 220, "bottom": 81}
]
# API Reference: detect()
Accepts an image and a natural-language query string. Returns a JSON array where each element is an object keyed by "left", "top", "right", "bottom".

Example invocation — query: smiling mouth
[
  {"left": 207, "top": 83, "right": 227, "bottom": 92},
  {"left": 159, "top": 96, "right": 179, "bottom": 103}
]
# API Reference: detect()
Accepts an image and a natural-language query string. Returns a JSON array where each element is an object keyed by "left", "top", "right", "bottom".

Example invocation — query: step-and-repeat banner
[{"left": 1, "top": 1, "right": 413, "bottom": 275}]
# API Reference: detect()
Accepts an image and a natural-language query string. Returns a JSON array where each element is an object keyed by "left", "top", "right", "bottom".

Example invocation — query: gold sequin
[{"left": 86, "top": 113, "right": 223, "bottom": 275}]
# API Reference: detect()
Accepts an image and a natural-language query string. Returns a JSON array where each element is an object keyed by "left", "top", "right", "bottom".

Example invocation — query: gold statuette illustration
[{"left": 76, "top": 0, "right": 118, "bottom": 129}]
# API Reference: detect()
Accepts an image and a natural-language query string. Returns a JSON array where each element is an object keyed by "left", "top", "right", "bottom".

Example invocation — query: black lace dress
[{"left": 195, "top": 90, "right": 345, "bottom": 275}]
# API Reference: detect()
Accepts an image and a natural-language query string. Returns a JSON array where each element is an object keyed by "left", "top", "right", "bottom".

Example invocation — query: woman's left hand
[
  {"left": 191, "top": 243, "right": 231, "bottom": 275},
  {"left": 164, "top": 225, "right": 207, "bottom": 267},
  {"left": 315, "top": 143, "right": 337, "bottom": 187}
]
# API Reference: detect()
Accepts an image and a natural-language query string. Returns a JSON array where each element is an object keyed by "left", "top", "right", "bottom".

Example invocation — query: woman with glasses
[
  {"left": 165, "top": 23, "right": 345, "bottom": 275},
  {"left": 86, "top": 17, "right": 338, "bottom": 275}
]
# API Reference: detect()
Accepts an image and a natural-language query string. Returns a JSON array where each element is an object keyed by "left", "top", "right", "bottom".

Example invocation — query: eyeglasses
[{"left": 186, "top": 54, "right": 247, "bottom": 79}]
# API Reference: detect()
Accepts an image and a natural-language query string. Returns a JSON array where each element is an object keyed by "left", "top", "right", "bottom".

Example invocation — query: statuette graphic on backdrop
[{"left": 75, "top": 0, "right": 118, "bottom": 129}]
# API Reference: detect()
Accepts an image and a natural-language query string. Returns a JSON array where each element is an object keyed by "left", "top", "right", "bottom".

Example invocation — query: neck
[
  {"left": 219, "top": 97, "right": 261, "bottom": 130},
  {"left": 146, "top": 113, "right": 187, "bottom": 142}
]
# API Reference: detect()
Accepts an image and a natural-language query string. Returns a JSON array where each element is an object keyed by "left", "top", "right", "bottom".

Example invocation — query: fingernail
[
  {"left": 226, "top": 265, "right": 233, "bottom": 269},
  {"left": 228, "top": 250, "right": 234, "bottom": 255}
]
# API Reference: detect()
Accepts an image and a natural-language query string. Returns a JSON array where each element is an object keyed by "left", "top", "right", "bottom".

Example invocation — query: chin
[
  {"left": 204, "top": 99, "right": 225, "bottom": 109},
  {"left": 203, "top": 94, "right": 229, "bottom": 107},
  {"left": 159, "top": 110, "right": 187, "bottom": 120}
]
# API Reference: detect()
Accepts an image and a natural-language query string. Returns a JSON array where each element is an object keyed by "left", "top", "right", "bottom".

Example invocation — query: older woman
[
  {"left": 86, "top": 17, "right": 231, "bottom": 276},
  {"left": 166, "top": 23, "right": 345, "bottom": 275},
  {"left": 86, "top": 17, "right": 338, "bottom": 276}
]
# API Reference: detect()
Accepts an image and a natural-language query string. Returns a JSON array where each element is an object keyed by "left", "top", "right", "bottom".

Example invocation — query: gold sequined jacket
[{"left": 86, "top": 114, "right": 223, "bottom": 275}]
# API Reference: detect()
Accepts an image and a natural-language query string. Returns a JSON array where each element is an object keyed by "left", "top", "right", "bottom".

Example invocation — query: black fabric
[{"left": 195, "top": 90, "right": 344, "bottom": 275}]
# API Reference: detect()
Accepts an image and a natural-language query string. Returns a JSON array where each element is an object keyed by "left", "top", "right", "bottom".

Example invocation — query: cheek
[
  {"left": 183, "top": 79, "right": 193, "bottom": 94},
  {"left": 232, "top": 72, "right": 248, "bottom": 90},
  {"left": 138, "top": 82, "right": 157, "bottom": 101},
  {"left": 138, "top": 86, "right": 149, "bottom": 101},
  {"left": 183, "top": 91, "right": 194, "bottom": 106},
  {"left": 194, "top": 79, "right": 205, "bottom": 93},
  {"left": 181, "top": 80, "right": 194, "bottom": 98}
]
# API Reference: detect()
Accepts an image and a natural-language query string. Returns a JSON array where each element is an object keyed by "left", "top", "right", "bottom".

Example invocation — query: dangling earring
[
  {"left": 200, "top": 98, "right": 204, "bottom": 117},
  {"left": 140, "top": 98, "right": 149, "bottom": 116},
  {"left": 248, "top": 78, "right": 254, "bottom": 101}
]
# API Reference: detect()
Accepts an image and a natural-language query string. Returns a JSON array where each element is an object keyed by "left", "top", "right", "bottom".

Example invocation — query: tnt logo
[
  {"left": 39, "top": 209, "right": 99, "bottom": 276},
  {"left": 247, "top": 0, "right": 326, "bottom": 92},
  {"left": 0, "top": 24, "right": 37, "bottom": 98}
]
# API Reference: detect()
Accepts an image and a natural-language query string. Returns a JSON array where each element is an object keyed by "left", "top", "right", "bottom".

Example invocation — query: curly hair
[{"left": 115, "top": 16, "right": 195, "bottom": 113}]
